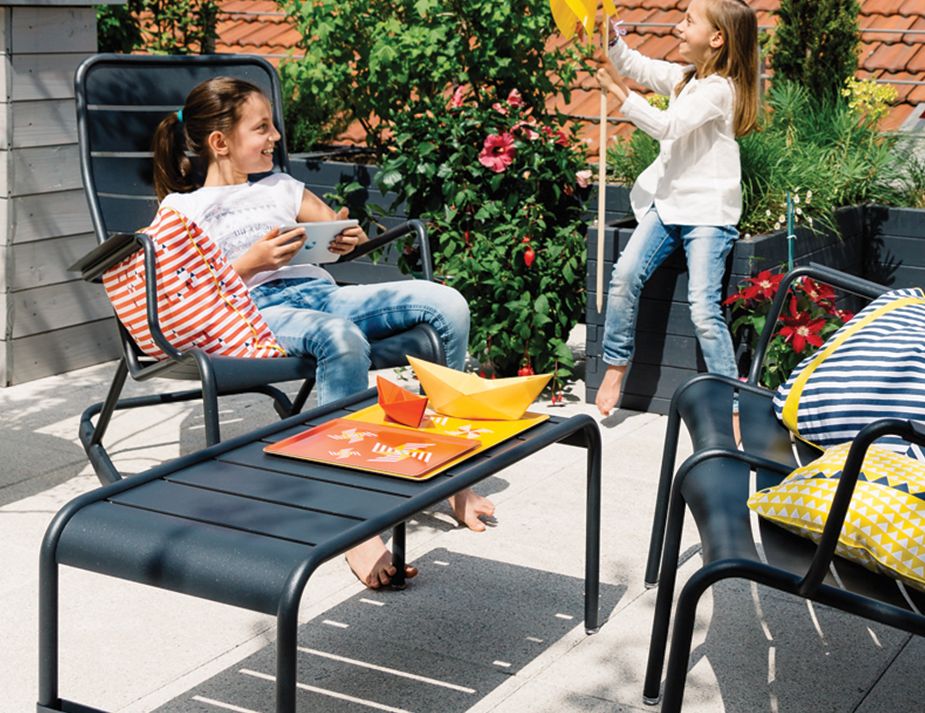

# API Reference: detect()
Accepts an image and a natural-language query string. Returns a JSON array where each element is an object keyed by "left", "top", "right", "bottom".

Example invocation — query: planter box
[
  {"left": 864, "top": 205, "right": 925, "bottom": 289},
  {"left": 584, "top": 205, "right": 867, "bottom": 414}
]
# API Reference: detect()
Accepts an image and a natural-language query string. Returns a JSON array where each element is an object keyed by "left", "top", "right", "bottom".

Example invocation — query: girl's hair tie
[{"left": 176, "top": 108, "right": 184, "bottom": 123}]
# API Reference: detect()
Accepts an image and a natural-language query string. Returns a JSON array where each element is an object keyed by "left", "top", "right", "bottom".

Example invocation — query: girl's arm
[
  {"left": 607, "top": 37, "right": 686, "bottom": 98},
  {"left": 297, "top": 187, "right": 369, "bottom": 256},
  {"left": 619, "top": 77, "right": 732, "bottom": 142}
]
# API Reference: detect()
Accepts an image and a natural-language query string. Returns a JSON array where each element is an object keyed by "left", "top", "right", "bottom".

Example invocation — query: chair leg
[
  {"left": 659, "top": 570, "right": 715, "bottom": 713},
  {"left": 643, "top": 481, "right": 689, "bottom": 705},
  {"left": 288, "top": 378, "right": 316, "bottom": 417},
  {"left": 89, "top": 358, "right": 128, "bottom": 447},
  {"left": 37, "top": 541, "right": 59, "bottom": 710},
  {"left": 645, "top": 399, "right": 683, "bottom": 588},
  {"left": 585, "top": 420, "right": 602, "bottom": 634},
  {"left": 391, "top": 522, "right": 407, "bottom": 589},
  {"left": 192, "top": 353, "right": 222, "bottom": 446}
]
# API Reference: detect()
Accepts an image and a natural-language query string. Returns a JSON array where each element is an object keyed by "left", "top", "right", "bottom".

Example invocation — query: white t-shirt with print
[{"left": 160, "top": 172, "right": 334, "bottom": 288}]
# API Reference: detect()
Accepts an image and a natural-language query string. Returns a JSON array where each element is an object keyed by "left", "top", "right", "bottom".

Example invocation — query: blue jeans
[
  {"left": 251, "top": 277, "right": 470, "bottom": 405},
  {"left": 602, "top": 207, "right": 739, "bottom": 378}
]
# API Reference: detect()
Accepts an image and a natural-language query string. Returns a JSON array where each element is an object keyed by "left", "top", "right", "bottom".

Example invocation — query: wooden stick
[{"left": 596, "top": 17, "right": 609, "bottom": 314}]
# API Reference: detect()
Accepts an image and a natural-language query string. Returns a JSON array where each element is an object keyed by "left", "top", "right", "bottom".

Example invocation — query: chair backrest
[{"left": 75, "top": 53, "right": 291, "bottom": 243}]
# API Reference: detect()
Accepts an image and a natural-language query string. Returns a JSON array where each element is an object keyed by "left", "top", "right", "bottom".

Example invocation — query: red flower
[
  {"left": 725, "top": 269, "right": 784, "bottom": 305},
  {"left": 506, "top": 88, "right": 525, "bottom": 107},
  {"left": 491, "top": 102, "right": 509, "bottom": 115},
  {"left": 835, "top": 308, "right": 855, "bottom": 323},
  {"left": 540, "top": 125, "right": 570, "bottom": 146},
  {"left": 512, "top": 120, "right": 539, "bottom": 140},
  {"left": 777, "top": 295, "right": 828, "bottom": 354},
  {"left": 449, "top": 85, "right": 466, "bottom": 109},
  {"left": 478, "top": 132, "right": 516, "bottom": 173},
  {"left": 799, "top": 277, "right": 836, "bottom": 307}
]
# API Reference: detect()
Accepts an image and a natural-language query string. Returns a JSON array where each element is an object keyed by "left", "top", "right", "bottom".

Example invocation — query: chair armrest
[
  {"left": 747, "top": 263, "right": 889, "bottom": 385},
  {"left": 337, "top": 219, "right": 435, "bottom": 281},
  {"left": 798, "top": 417, "right": 925, "bottom": 596},
  {"left": 68, "top": 232, "right": 144, "bottom": 283}
]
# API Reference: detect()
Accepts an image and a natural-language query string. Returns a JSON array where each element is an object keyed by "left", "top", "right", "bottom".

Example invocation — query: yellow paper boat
[{"left": 407, "top": 356, "right": 552, "bottom": 420}]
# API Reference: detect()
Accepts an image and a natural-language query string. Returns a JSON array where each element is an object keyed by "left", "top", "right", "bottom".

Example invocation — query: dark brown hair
[
  {"left": 674, "top": 0, "right": 760, "bottom": 137},
  {"left": 152, "top": 76, "right": 265, "bottom": 201}
]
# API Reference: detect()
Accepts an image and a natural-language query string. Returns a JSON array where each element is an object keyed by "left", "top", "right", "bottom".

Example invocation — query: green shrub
[
  {"left": 96, "top": 1, "right": 218, "bottom": 55},
  {"left": 606, "top": 79, "right": 909, "bottom": 238},
  {"left": 277, "top": 0, "right": 587, "bottom": 153},
  {"left": 377, "top": 90, "right": 591, "bottom": 380},
  {"left": 770, "top": 0, "right": 860, "bottom": 102}
]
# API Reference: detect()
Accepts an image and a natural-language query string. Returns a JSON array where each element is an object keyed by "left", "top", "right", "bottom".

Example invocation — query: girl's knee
[{"left": 316, "top": 317, "right": 370, "bottom": 361}]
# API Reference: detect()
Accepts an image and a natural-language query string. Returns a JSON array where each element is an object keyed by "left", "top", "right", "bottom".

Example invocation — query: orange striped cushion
[{"left": 103, "top": 207, "right": 285, "bottom": 360}]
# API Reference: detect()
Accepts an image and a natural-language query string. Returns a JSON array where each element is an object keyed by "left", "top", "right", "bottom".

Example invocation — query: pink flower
[
  {"left": 491, "top": 102, "right": 509, "bottom": 116},
  {"left": 542, "top": 125, "right": 570, "bottom": 146},
  {"left": 449, "top": 85, "right": 466, "bottom": 109},
  {"left": 478, "top": 132, "right": 516, "bottom": 173},
  {"left": 513, "top": 120, "right": 539, "bottom": 140},
  {"left": 506, "top": 88, "right": 525, "bottom": 107},
  {"left": 576, "top": 169, "right": 592, "bottom": 188}
]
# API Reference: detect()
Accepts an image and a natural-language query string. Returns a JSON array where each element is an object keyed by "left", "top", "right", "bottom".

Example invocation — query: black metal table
[{"left": 38, "top": 388, "right": 602, "bottom": 713}]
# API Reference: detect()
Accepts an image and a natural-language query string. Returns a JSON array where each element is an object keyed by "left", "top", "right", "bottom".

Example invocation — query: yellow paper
[
  {"left": 345, "top": 404, "right": 550, "bottom": 477},
  {"left": 407, "top": 356, "right": 552, "bottom": 421},
  {"left": 550, "top": 0, "right": 618, "bottom": 39}
]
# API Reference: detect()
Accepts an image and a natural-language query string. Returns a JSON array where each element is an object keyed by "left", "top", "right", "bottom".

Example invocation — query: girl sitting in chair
[{"left": 152, "top": 76, "right": 494, "bottom": 589}]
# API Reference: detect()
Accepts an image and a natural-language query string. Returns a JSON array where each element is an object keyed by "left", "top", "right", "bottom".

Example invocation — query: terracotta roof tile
[
  {"left": 908, "top": 45, "right": 925, "bottom": 72},
  {"left": 908, "top": 82, "right": 925, "bottom": 104},
  {"left": 865, "top": 0, "right": 909, "bottom": 13},
  {"left": 899, "top": 0, "right": 925, "bottom": 14},
  {"left": 866, "top": 41, "right": 921, "bottom": 70},
  {"left": 880, "top": 103, "right": 914, "bottom": 131},
  {"left": 860, "top": 13, "right": 916, "bottom": 42}
]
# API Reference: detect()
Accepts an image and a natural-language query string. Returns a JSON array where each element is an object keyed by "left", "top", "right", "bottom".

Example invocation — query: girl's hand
[
  {"left": 328, "top": 206, "right": 368, "bottom": 256},
  {"left": 596, "top": 67, "right": 630, "bottom": 109},
  {"left": 232, "top": 226, "right": 306, "bottom": 280}
]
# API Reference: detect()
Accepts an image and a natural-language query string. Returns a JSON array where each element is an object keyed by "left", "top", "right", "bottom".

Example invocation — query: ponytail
[
  {"left": 153, "top": 110, "right": 197, "bottom": 201},
  {"left": 151, "top": 76, "right": 267, "bottom": 202}
]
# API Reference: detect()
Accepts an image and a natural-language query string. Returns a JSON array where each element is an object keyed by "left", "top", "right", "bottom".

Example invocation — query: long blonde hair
[{"left": 675, "top": 0, "right": 759, "bottom": 137}]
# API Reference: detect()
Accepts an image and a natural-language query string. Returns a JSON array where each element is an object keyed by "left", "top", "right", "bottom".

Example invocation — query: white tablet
[{"left": 283, "top": 219, "right": 359, "bottom": 265}]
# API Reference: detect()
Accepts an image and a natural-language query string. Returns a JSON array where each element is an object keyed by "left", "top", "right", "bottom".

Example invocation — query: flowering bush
[
  {"left": 376, "top": 87, "right": 591, "bottom": 381},
  {"left": 725, "top": 270, "right": 854, "bottom": 389}
]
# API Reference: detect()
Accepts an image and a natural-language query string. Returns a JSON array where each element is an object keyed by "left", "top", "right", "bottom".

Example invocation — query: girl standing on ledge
[{"left": 594, "top": 0, "right": 759, "bottom": 416}]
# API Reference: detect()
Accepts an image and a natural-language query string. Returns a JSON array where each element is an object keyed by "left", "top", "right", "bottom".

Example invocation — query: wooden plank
[
  {"left": 7, "top": 98, "right": 76, "bottom": 148},
  {"left": 10, "top": 144, "right": 81, "bottom": 195},
  {"left": 10, "top": 6, "right": 95, "bottom": 54},
  {"left": 10, "top": 279, "right": 111, "bottom": 338},
  {"left": 8, "top": 316, "right": 120, "bottom": 385},
  {"left": 5, "top": 189, "right": 93, "bottom": 243},
  {"left": 8, "top": 232, "right": 97, "bottom": 290},
  {"left": 10, "top": 52, "right": 90, "bottom": 101}
]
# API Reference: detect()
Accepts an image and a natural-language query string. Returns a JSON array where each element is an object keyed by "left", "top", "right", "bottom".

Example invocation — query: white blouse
[{"left": 608, "top": 38, "right": 742, "bottom": 227}]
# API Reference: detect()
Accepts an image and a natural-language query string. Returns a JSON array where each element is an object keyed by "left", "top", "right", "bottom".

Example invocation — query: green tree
[{"left": 770, "top": 0, "right": 860, "bottom": 101}]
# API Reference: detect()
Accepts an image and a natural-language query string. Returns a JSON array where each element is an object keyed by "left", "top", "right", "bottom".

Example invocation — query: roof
[{"left": 208, "top": 1, "right": 925, "bottom": 159}]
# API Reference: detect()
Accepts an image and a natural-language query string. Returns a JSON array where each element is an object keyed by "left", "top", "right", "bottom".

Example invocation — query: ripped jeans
[{"left": 251, "top": 277, "right": 470, "bottom": 405}]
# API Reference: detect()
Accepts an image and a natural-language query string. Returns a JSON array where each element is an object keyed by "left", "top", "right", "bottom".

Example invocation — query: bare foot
[
  {"left": 345, "top": 536, "right": 419, "bottom": 589},
  {"left": 447, "top": 488, "right": 496, "bottom": 532},
  {"left": 732, "top": 411, "right": 741, "bottom": 446},
  {"left": 595, "top": 364, "right": 628, "bottom": 416}
]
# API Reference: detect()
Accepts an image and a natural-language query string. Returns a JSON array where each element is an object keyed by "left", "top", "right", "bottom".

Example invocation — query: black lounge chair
[
  {"left": 69, "top": 54, "right": 445, "bottom": 484},
  {"left": 641, "top": 265, "right": 925, "bottom": 710}
]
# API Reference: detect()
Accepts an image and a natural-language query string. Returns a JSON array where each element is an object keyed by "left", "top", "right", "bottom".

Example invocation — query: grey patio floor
[{"left": 1, "top": 333, "right": 919, "bottom": 712}]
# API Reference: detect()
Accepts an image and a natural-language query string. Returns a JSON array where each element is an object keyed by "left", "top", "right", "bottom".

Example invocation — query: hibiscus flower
[
  {"left": 506, "top": 88, "right": 525, "bottom": 107},
  {"left": 491, "top": 102, "right": 509, "bottom": 115},
  {"left": 478, "top": 132, "right": 516, "bottom": 173},
  {"left": 777, "top": 295, "right": 828, "bottom": 354},
  {"left": 512, "top": 120, "right": 539, "bottom": 140},
  {"left": 576, "top": 169, "right": 592, "bottom": 188},
  {"left": 449, "top": 85, "right": 466, "bottom": 109}
]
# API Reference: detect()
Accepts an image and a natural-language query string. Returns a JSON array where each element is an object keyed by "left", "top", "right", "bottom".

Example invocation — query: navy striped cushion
[{"left": 773, "top": 287, "right": 925, "bottom": 458}]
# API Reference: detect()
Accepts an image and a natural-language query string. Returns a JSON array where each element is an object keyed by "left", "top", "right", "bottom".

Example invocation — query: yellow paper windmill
[{"left": 550, "top": 0, "right": 621, "bottom": 314}]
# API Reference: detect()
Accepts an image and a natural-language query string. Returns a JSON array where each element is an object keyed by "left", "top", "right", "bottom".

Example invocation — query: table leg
[
  {"left": 584, "top": 422, "right": 602, "bottom": 634},
  {"left": 391, "top": 521, "right": 407, "bottom": 589}
]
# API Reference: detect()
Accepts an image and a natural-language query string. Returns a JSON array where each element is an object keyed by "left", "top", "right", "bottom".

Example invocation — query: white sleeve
[
  {"left": 620, "top": 78, "right": 731, "bottom": 142},
  {"left": 607, "top": 37, "right": 687, "bottom": 97},
  {"left": 274, "top": 172, "right": 306, "bottom": 218}
]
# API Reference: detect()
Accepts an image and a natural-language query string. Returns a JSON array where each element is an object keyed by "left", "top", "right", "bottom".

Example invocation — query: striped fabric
[
  {"left": 103, "top": 207, "right": 285, "bottom": 361},
  {"left": 773, "top": 288, "right": 925, "bottom": 458}
]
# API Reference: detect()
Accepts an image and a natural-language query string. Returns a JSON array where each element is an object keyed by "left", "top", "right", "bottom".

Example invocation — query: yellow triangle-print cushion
[{"left": 748, "top": 442, "right": 925, "bottom": 590}]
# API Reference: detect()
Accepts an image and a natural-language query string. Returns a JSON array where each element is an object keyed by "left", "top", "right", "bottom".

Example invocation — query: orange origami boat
[
  {"left": 407, "top": 356, "right": 552, "bottom": 420},
  {"left": 377, "top": 374, "right": 429, "bottom": 428}
]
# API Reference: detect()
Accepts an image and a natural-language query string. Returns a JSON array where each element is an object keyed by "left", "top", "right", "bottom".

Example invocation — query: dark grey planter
[
  {"left": 584, "top": 205, "right": 868, "bottom": 414},
  {"left": 864, "top": 205, "right": 925, "bottom": 289}
]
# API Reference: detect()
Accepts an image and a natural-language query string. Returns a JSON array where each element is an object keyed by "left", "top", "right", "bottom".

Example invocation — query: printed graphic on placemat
[{"left": 264, "top": 417, "right": 479, "bottom": 479}]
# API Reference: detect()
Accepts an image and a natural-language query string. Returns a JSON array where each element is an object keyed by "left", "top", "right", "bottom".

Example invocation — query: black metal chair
[
  {"left": 640, "top": 265, "right": 925, "bottom": 710},
  {"left": 70, "top": 54, "right": 445, "bottom": 484}
]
